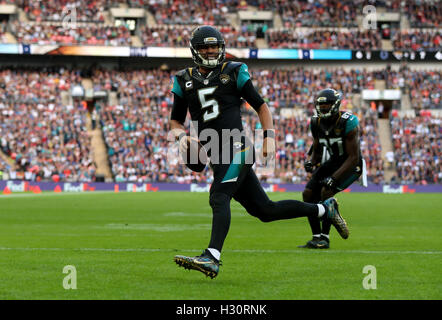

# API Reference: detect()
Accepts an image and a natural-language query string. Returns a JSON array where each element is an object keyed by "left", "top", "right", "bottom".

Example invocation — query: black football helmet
[
  {"left": 190, "top": 25, "right": 225, "bottom": 68},
  {"left": 315, "top": 88, "right": 341, "bottom": 119}
]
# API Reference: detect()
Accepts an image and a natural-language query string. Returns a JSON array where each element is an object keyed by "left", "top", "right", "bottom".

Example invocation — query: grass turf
[{"left": 0, "top": 191, "right": 440, "bottom": 300}]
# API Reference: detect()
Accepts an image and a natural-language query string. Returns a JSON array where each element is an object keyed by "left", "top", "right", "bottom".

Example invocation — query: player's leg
[
  {"left": 298, "top": 164, "right": 332, "bottom": 248},
  {"left": 174, "top": 167, "right": 234, "bottom": 279},
  {"left": 233, "top": 169, "right": 348, "bottom": 238},
  {"left": 319, "top": 170, "right": 361, "bottom": 243},
  {"left": 298, "top": 187, "right": 323, "bottom": 248},
  {"left": 174, "top": 143, "right": 253, "bottom": 278},
  {"left": 317, "top": 186, "right": 336, "bottom": 247},
  {"left": 303, "top": 188, "right": 322, "bottom": 235},
  {"left": 233, "top": 168, "right": 328, "bottom": 222}
]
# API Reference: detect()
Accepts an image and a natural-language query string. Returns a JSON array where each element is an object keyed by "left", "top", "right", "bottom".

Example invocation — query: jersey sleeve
[
  {"left": 236, "top": 63, "right": 251, "bottom": 91},
  {"left": 171, "top": 76, "right": 184, "bottom": 98},
  {"left": 345, "top": 114, "right": 359, "bottom": 135}
]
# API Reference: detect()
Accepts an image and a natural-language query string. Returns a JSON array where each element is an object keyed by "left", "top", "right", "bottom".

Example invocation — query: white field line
[{"left": 0, "top": 247, "right": 440, "bottom": 255}]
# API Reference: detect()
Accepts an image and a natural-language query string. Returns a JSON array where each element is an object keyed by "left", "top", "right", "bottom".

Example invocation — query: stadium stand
[
  {"left": 0, "top": 68, "right": 96, "bottom": 182},
  {"left": 0, "top": 0, "right": 440, "bottom": 186},
  {"left": 391, "top": 114, "right": 441, "bottom": 184}
]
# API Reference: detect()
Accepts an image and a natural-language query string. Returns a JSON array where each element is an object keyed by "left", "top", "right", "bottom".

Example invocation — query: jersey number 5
[{"left": 198, "top": 87, "right": 219, "bottom": 122}]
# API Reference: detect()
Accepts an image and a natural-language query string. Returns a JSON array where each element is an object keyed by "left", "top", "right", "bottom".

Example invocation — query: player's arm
[
  {"left": 242, "top": 84, "right": 275, "bottom": 159},
  {"left": 304, "top": 123, "right": 321, "bottom": 173},
  {"left": 170, "top": 77, "right": 188, "bottom": 141},
  {"left": 307, "top": 137, "right": 322, "bottom": 168},
  {"left": 237, "top": 65, "right": 275, "bottom": 158},
  {"left": 331, "top": 127, "right": 360, "bottom": 181}
]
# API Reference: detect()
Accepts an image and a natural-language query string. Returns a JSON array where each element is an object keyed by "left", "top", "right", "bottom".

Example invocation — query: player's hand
[
  {"left": 263, "top": 137, "right": 275, "bottom": 159},
  {"left": 304, "top": 160, "right": 314, "bottom": 173},
  {"left": 322, "top": 176, "right": 337, "bottom": 189}
]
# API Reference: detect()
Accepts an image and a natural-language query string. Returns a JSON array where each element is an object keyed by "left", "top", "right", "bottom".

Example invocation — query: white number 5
[{"left": 198, "top": 87, "right": 219, "bottom": 122}]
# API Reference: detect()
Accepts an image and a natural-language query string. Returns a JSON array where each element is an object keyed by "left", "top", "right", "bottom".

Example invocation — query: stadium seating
[
  {"left": 390, "top": 114, "right": 441, "bottom": 184},
  {"left": 0, "top": 0, "right": 440, "bottom": 52},
  {"left": 0, "top": 0, "right": 440, "bottom": 185},
  {"left": 0, "top": 68, "right": 96, "bottom": 182}
]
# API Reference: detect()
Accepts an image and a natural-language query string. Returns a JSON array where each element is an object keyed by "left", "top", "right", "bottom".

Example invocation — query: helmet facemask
[
  {"left": 315, "top": 95, "right": 341, "bottom": 119},
  {"left": 191, "top": 43, "right": 225, "bottom": 68},
  {"left": 190, "top": 29, "right": 226, "bottom": 69}
]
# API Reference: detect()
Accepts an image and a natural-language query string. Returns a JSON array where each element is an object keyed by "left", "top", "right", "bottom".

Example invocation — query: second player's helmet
[
  {"left": 190, "top": 25, "right": 226, "bottom": 68},
  {"left": 315, "top": 88, "right": 341, "bottom": 119}
]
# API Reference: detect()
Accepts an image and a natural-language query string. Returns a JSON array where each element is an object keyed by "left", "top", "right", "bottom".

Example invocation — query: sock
[
  {"left": 321, "top": 233, "right": 329, "bottom": 239},
  {"left": 207, "top": 248, "right": 221, "bottom": 261},
  {"left": 313, "top": 234, "right": 321, "bottom": 238},
  {"left": 317, "top": 204, "right": 325, "bottom": 218}
]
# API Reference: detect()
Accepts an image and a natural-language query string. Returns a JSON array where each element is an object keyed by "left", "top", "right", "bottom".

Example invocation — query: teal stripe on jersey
[
  {"left": 221, "top": 147, "right": 250, "bottom": 183},
  {"left": 345, "top": 115, "right": 359, "bottom": 135},
  {"left": 237, "top": 64, "right": 251, "bottom": 91},
  {"left": 171, "top": 76, "right": 184, "bottom": 98}
]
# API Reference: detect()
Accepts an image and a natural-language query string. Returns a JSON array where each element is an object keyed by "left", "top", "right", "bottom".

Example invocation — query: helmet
[
  {"left": 190, "top": 25, "right": 225, "bottom": 68},
  {"left": 315, "top": 88, "right": 341, "bottom": 119}
]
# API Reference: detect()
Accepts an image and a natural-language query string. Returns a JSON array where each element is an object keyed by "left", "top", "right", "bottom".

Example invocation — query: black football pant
[
  {"left": 304, "top": 160, "right": 362, "bottom": 236},
  {"left": 208, "top": 165, "right": 319, "bottom": 252}
]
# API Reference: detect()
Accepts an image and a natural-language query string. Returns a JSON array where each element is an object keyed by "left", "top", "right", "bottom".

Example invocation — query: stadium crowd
[
  {"left": 0, "top": 0, "right": 440, "bottom": 185},
  {"left": 406, "top": 69, "right": 441, "bottom": 110},
  {"left": 391, "top": 115, "right": 441, "bottom": 184},
  {"left": 0, "top": 68, "right": 96, "bottom": 182},
  {"left": 266, "top": 28, "right": 382, "bottom": 50},
  {"left": 139, "top": 25, "right": 257, "bottom": 48},
  {"left": 10, "top": 21, "right": 133, "bottom": 46},
  {"left": 86, "top": 66, "right": 387, "bottom": 185},
  {"left": 0, "top": 63, "right": 439, "bottom": 185},
  {"left": 391, "top": 30, "right": 441, "bottom": 51},
  {"left": 0, "top": 0, "right": 440, "bottom": 51}
]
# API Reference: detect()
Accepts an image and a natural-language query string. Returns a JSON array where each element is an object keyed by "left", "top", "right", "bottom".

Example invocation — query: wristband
[{"left": 263, "top": 129, "right": 275, "bottom": 139}]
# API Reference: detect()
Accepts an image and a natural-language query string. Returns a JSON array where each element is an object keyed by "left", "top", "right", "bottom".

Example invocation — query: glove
[
  {"left": 304, "top": 160, "right": 314, "bottom": 173},
  {"left": 322, "top": 176, "right": 337, "bottom": 189}
]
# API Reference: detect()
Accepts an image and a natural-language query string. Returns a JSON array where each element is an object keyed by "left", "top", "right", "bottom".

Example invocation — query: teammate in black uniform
[
  {"left": 299, "top": 88, "right": 363, "bottom": 249},
  {"left": 170, "top": 26, "right": 349, "bottom": 278}
]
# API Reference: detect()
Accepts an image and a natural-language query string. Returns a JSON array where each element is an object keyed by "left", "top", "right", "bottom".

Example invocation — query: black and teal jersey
[
  {"left": 171, "top": 61, "right": 260, "bottom": 135},
  {"left": 310, "top": 111, "right": 362, "bottom": 165}
]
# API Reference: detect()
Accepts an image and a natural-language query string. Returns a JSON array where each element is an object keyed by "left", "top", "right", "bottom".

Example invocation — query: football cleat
[
  {"left": 174, "top": 250, "right": 220, "bottom": 279},
  {"left": 317, "top": 235, "right": 330, "bottom": 249},
  {"left": 322, "top": 197, "right": 349, "bottom": 239},
  {"left": 298, "top": 236, "right": 322, "bottom": 249}
]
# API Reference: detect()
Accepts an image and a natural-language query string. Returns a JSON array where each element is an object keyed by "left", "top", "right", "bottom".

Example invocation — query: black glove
[
  {"left": 304, "top": 160, "right": 314, "bottom": 173},
  {"left": 322, "top": 176, "right": 337, "bottom": 189}
]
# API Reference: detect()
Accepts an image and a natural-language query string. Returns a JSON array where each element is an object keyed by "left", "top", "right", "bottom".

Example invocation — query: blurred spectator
[
  {"left": 267, "top": 28, "right": 382, "bottom": 50},
  {"left": 392, "top": 30, "right": 441, "bottom": 51},
  {"left": 10, "top": 21, "right": 132, "bottom": 46},
  {"left": 0, "top": 68, "right": 96, "bottom": 182},
  {"left": 391, "top": 115, "right": 441, "bottom": 184}
]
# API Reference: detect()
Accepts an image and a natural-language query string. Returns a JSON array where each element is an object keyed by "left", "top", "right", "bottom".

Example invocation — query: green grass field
[{"left": 0, "top": 191, "right": 441, "bottom": 300}]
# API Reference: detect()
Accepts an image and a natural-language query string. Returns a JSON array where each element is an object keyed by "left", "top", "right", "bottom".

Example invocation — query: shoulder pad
[
  {"left": 341, "top": 111, "right": 353, "bottom": 119},
  {"left": 221, "top": 61, "right": 243, "bottom": 74},
  {"left": 176, "top": 68, "right": 192, "bottom": 81}
]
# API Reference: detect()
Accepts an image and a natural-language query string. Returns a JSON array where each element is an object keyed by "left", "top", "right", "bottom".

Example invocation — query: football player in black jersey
[
  {"left": 299, "top": 89, "right": 363, "bottom": 249},
  {"left": 170, "top": 26, "right": 349, "bottom": 278}
]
